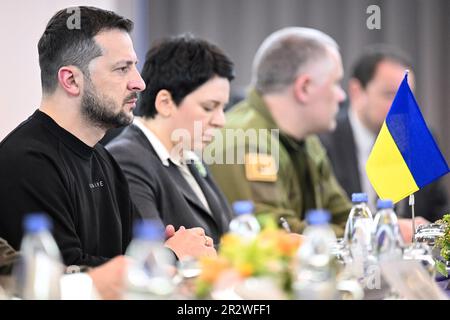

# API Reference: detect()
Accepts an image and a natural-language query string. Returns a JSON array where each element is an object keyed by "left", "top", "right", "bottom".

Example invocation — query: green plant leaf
[{"left": 435, "top": 260, "right": 448, "bottom": 277}]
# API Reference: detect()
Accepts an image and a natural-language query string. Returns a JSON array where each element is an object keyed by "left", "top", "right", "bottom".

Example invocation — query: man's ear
[
  {"left": 293, "top": 74, "right": 311, "bottom": 104},
  {"left": 155, "top": 89, "right": 175, "bottom": 117},
  {"left": 57, "top": 66, "right": 83, "bottom": 96}
]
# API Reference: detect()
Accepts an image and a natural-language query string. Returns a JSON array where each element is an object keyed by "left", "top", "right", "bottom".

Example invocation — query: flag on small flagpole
[{"left": 366, "top": 72, "right": 449, "bottom": 203}]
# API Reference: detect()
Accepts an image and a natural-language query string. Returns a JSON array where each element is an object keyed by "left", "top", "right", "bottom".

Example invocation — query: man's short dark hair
[
  {"left": 137, "top": 34, "right": 235, "bottom": 118},
  {"left": 351, "top": 44, "right": 413, "bottom": 88},
  {"left": 38, "top": 6, "right": 133, "bottom": 94}
]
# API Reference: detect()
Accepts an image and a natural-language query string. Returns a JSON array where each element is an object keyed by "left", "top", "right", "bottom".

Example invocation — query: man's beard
[{"left": 81, "top": 80, "right": 136, "bottom": 130}]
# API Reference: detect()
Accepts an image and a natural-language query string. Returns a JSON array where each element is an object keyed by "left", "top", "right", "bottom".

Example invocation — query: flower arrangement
[
  {"left": 435, "top": 214, "right": 450, "bottom": 277},
  {"left": 195, "top": 220, "right": 302, "bottom": 299}
]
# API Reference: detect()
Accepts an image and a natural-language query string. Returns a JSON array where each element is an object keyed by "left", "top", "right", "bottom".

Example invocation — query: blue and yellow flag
[{"left": 366, "top": 73, "right": 449, "bottom": 203}]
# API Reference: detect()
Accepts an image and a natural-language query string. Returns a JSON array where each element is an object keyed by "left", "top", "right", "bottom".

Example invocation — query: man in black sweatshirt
[{"left": 0, "top": 6, "right": 215, "bottom": 267}]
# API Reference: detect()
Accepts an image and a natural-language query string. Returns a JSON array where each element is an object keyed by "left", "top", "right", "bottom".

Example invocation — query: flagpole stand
[{"left": 409, "top": 194, "right": 416, "bottom": 244}]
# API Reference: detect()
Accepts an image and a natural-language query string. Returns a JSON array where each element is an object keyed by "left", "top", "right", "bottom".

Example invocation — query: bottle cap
[
  {"left": 23, "top": 213, "right": 52, "bottom": 233},
  {"left": 305, "top": 209, "right": 331, "bottom": 225},
  {"left": 377, "top": 199, "right": 394, "bottom": 209},
  {"left": 133, "top": 220, "right": 165, "bottom": 241},
  {"left": 351, "top": 193, "right": 368, "bottom": 203},
  {"left": 232, "top": 200, "right": 254, "bottom": 216}
]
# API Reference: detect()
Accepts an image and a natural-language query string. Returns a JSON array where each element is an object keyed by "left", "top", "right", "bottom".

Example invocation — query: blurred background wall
[
  {"left": 1, "top": 0, "right": 449, "bottom": 194},
  {"left": 0, "top": 0, "right": 118, "bottom": 139}
]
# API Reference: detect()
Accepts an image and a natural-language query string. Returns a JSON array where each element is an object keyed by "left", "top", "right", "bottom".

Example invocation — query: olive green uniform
[{"left": 208, "top": 90, "right": 351, "bottom": 236}]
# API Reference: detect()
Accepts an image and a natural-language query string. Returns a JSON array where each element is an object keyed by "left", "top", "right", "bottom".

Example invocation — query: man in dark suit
[
  {"left": 320, "top": 45, "right": 448, "bottom": 222},
  {"left": 107, "top": 34, "right": 235, "bottom": 245}
]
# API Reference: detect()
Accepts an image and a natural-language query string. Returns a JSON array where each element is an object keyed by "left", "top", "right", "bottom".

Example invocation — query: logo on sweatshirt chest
[{"left": 89, "top": 180, "right": 104, "bottom": 189}]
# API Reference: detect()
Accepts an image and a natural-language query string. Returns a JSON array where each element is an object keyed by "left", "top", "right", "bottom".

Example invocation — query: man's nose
[{"left": 128, "top": 69, "right": 146, "bottom": 92}]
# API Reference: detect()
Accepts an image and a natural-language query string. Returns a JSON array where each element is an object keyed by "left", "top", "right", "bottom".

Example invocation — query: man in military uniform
[{"left": 208, "top": 27, "right": 350, "bottom": 235}]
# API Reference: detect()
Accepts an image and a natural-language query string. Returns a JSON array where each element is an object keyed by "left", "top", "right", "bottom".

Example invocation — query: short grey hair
[{"left": 251, "top": 27, "right": 339, "bottom": 94}]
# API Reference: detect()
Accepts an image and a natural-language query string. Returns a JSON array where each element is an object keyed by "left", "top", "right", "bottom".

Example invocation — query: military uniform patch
[{"left": 244, "top": 153, "right": 278, "bottom": 182}]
